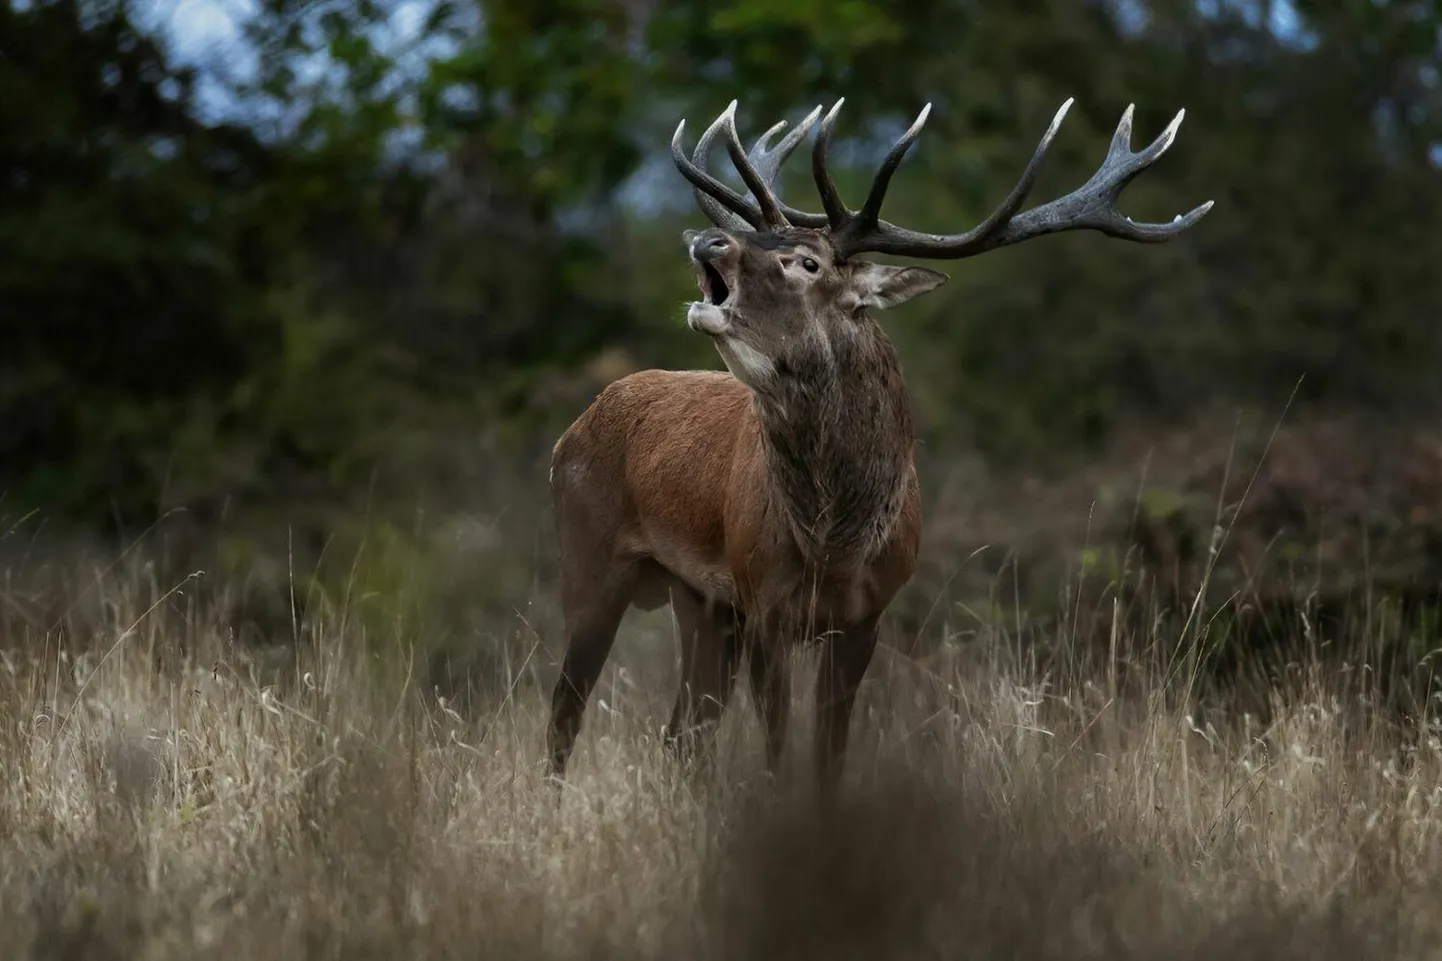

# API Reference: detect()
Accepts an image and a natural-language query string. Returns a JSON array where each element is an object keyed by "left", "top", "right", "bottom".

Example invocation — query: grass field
[{"left": 3, "top": 543, "right": 1442, "bottom": 960}]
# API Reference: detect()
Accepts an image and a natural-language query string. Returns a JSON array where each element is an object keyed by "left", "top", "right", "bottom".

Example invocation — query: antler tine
[
  {"left": 850, "top": 103, "right": 932, "bottom": 232},
  {"left": 671, "top": 103, "right": 767, "bottom": 230},
  {"left": 689, "top": 108, "right": 755, "bottom": 231},
  {"left": 832, "top": 99, "right": 1213, "bottom": 260},
  {"left": 809, "top": 100, "right": 946, "bottom": 248},
  {"left": 748, "top": 106, "right": 818, "bottom": 187},
  {"left": 1087, "top": 104, "right": 1190, "bottom": 208},
  {"left": 811, "top": 100, "right": 851, "bottom": 228},
  {"left": 954, "top": 98, "right": 1073, "bottom": 246},
  {"left": 750, "top": 106, "right": 832, "bottom": 229},
  {"left": 720, "top": 108, "right": 789, "bottom": 227},
  {"left": 683, "top": 102, "right": 832, "bottom": 231}
]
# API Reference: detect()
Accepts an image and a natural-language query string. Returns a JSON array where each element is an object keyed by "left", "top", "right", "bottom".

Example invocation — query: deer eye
[{"left": 800, "top": 257, "right": 819, "bottom": 273}]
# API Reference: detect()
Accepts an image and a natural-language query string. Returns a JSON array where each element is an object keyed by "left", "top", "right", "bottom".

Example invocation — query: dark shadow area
[{"left": 701, "top": 765, "right": 1398, "bottom": 961}]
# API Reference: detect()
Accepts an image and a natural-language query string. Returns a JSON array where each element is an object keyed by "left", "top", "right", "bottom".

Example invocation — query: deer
[{"left": 545, "top": 95, "right": 1212, "bottom": 793}]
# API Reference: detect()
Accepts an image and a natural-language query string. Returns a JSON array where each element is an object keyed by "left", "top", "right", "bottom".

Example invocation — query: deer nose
[{"left": 689, "top": 231, "right": 732, "bottom": 262}]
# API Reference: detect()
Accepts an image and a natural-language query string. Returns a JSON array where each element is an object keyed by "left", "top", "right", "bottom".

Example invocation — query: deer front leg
[
  {"left": 813, "top": 614, "right": 880, "bottom": 796},
  {"left": 663, "top": 585, "right": 742, "bottom": 766}
]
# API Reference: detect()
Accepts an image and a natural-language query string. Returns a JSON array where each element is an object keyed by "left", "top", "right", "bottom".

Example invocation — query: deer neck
[{"left": 751, "top": 319, "right": 914, "bottom": 569}]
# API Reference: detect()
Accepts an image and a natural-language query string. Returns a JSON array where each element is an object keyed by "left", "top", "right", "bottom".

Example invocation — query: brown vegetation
[{"left": 3, "top": 536, "right": 1442, "bottom": 960}]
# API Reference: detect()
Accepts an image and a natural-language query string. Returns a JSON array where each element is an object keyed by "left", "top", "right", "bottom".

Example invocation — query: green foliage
[
  {"left": 1, "top": 0, "right": 276, "bottom": 519},
  {"left": 422, "top": 0, "right": 650, "bottom": 210},
  {"left": 3, "top": 0, "right": 1442, "bottom": 639}
]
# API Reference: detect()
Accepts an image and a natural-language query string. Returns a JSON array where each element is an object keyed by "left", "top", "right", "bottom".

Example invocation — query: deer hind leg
[
  {"left": 746, "top": 635, "right": 791, "bottom": 776},
  {"left": 547, "top": 558, "right": 638, "bottom": 780},
  {"left": 662, "top": 582, "right": 742, "bottom": 766},
  {"left": 813, "top": 614, "right": 880, "bottom": 797}
]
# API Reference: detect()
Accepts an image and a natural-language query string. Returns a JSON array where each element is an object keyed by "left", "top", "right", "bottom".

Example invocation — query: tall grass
[{"left": 1, "top": 533, "right": 1441, "bottom": 960}]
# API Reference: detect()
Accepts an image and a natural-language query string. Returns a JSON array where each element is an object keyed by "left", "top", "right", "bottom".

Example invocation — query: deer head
[
  {"left": 680, "top": 222, "right": 947, "bottom": 390},
  {"left": 670, "top": 98, "right": 1213, "bottom": 389}
]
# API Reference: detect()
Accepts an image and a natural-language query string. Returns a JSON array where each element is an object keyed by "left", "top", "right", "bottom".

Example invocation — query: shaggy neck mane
[{"left": 753, "top": 318, "right": 914, "bottom": 569}]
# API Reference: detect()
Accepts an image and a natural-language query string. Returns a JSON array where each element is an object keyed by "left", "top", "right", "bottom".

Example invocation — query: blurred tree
[
  {"left": 0, "top": 0, "right": 277, "bottom": 520},
  {"left": 2, "top": 0, "right": 1441, "bottom": 547}
]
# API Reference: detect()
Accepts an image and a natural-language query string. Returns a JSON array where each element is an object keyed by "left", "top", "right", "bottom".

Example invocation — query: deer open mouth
[{"left": 698, "top": 263, "right": 731, "bottom": 306}]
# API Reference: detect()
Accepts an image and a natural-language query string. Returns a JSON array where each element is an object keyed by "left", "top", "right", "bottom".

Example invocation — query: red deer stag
[{"left": 546, "top": 96, "right": 1212, "bottom": 791}]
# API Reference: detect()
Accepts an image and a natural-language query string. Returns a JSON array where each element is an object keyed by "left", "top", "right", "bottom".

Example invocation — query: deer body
[
  {"left": 545, "top": 97, "right": 1212, "bottom": 791},
  {"left": 547, "top": 228, "right": 937, "bottom": 787},
  {"left": 551, "top": 366, "right": 920, "bottom": 628}
]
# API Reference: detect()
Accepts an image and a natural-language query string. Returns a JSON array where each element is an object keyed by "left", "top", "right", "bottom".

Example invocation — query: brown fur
[{"left": 546, "top": 225, "right": 942, "bottom": 792}]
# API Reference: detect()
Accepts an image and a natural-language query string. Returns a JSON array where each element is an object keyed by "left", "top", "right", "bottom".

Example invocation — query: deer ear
[{"left": 850, "top": 262, "right": 949, "bottom": 310}]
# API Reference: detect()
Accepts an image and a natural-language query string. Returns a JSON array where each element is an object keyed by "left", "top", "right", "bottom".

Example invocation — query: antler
[
  {"left": 672, "top": 101, "right": 829, "bottom": 231},
  {"left": 814, "top": 98, "right": 1214, "bottom": 261}
]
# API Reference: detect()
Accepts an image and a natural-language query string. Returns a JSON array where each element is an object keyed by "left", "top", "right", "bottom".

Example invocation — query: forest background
[{"left": 4, "top": 0, "right": 1442, "bottom": 676}]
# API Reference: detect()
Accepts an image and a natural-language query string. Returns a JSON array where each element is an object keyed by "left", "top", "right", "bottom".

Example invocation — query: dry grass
[{"left": 2, "top": 545, "right": 1442, "bottom": 960}]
